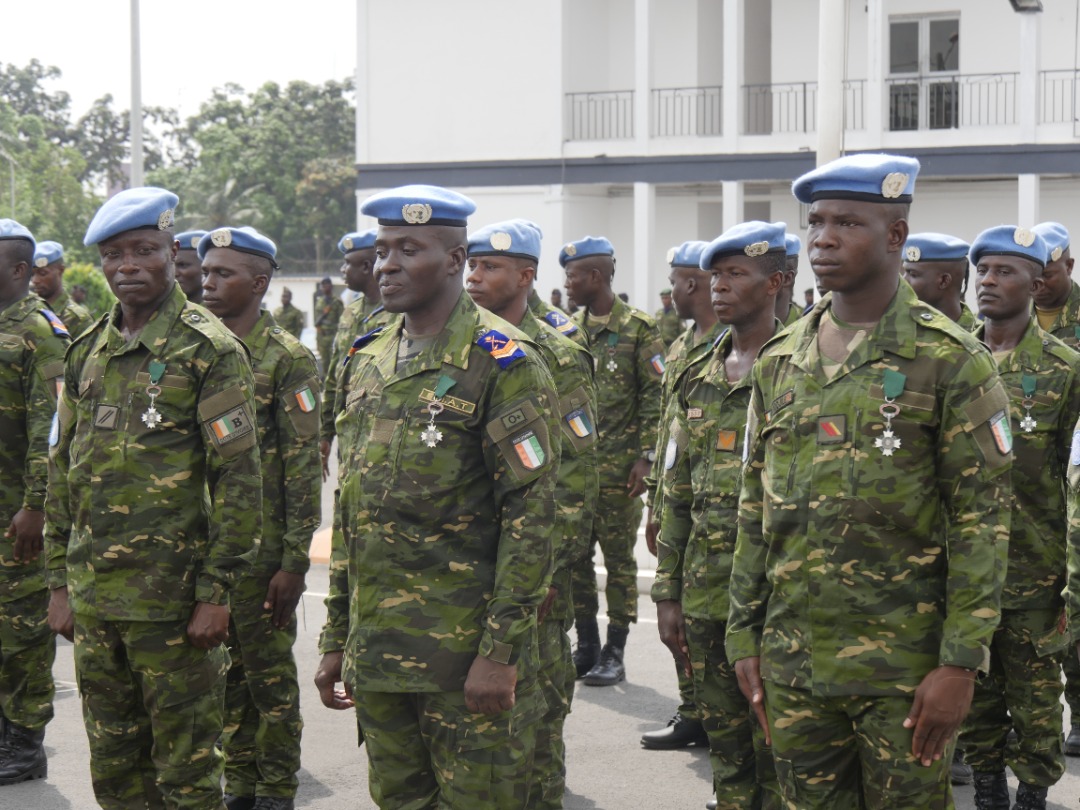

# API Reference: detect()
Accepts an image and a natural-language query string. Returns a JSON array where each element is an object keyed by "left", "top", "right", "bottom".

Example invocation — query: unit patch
[{"left": 817, "top": 415, "right": 846, "bottom": 444}]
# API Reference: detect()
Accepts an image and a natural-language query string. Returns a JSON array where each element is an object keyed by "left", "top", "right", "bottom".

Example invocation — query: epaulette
[
  {"left": 181, "top": 307, "right": 237, "bottom": 354},
  {"left": 476, "top": 329, "right": 527, "bottom": 369},
  {"left": 1044, "top": 331, "right": 1080, "bottom": 365},
  {"left": 360, "top": 304, "right": 386, "bottom": 327},
  {"left": 712, "top": 327, "right": 730, "bottom": 348},
  {"left": 343, "top": 326, "right": 387, "bottom": 367},
  {"left": 628, "top": 306, "right": 658, "bottom": 327},
  {"left": 542, "top": 309, "right": 578, "bottom": 335},
  {"left": 267, "top": 324, "right": 312, "bottom": 359},
  {"left": 39, "top": 308, "right": 70, "bottom": 338}
]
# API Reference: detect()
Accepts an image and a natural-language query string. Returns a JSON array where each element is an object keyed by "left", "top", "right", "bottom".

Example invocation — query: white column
[
  {"left": 865, "top": 0, "right": 884, "bottom": 143},
  {"left": 1018, "top": 11, "right": 1041, "bottom": 142},
  {"left": 129, "top": 0, "right": 143, "bottom": 187},
  {"left": 355, "top": 0, "right": 370, "bottom": 226},
  {"left": 816, "top": 0, "right": 846, "bottom": 165},
  {"left": 635, "top": 0, "right": 651, "bottom": 146},
  {"left": 1018, "top": 174, "right": 1040, "bottom": 225},
  {"left": 633, "top": 182, "right": 655, "bottom": 309},
  {"left": 722, "top": 0, "right": 743, "bottom": 149},
  {"left": 722, "top": 180, "right": 744, "bottom": 232}
]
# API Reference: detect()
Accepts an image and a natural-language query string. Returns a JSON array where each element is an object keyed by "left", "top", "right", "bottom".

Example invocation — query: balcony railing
[
  {"left": 565, "top": 90, "right": 634, "bottom": 141},
  {"left": 651, "top": 86, "right": 723, "bottom": 137},
  {"left": 1041, "top": 69, "right": 1080, "bottom": 124},
  {"left": 885, "top": 73, "right": 1016, "bottom": 131},
  {"left": 742, "top": 80, "right": 864, "bottom": 134}
]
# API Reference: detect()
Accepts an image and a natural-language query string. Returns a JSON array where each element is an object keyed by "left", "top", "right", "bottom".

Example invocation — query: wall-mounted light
[{"left": 1008, "top": 0, "right": 1044, "bottom": 11}]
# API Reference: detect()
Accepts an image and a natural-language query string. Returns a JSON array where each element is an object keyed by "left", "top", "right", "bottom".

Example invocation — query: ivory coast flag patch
[
  {"left": 989, "top": 409, "right": 1012, "bottom": 455},
  {"left": 209, "top": 406, "right": 254, "bottom": 446},
  {"left": 512, "top": 430, "right": 546, "bottom": 470},
  {"left": 650, "top": 354, "right": 666, "bottom": 375},
  {"left": 295, "top": 386, "right": 317, "bottom": 413},
  {"left": 565, "top": 408, "right": 593, "bottom": 438}
]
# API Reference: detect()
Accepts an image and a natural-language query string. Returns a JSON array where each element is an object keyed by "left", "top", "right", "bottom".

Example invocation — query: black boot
[
  {"left": 1065, "top": 724, "right": 1080, "bottom": 755},
  {"left": 252, "top": 798, "right": 295, "bottom": 810},
  {"left": 224, "top": 795, "right": 257, "bottom": 810},
  {"left": 0, "top": 723, "right": 46, "bottom": 786},
  {"left": 950, "top": 748, "right": 973, "bottom": 785},
  {"left": 641, "top": 712, "right": 709, "bottom": 749},
  {"left": 972, "top": 771, "right": 1010, "bottom": 810},
  {"left": 584, "top": 625, "right": 627, "bottom": 686},
  {"left": 1013, "top": 782, "right": 1048, "bottom": 810},
  {"left": 572, "top": 618, "right": 601, "bottom": 679}
]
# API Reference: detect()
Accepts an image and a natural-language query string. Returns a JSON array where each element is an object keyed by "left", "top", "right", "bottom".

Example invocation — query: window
[{"left": 888, "top": 16, "right": 960, "bottom": 131}]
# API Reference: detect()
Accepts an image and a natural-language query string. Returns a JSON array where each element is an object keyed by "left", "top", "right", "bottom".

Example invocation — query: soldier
[
  {"left": 655, "top": 221, "right": 787, "bottom": 810},
  {"left": 641, "top": 240, "right": 718, "bottom": 751},
  {"left": 273, "top": 288, "right": 305, "bottom": 340},
  {"left": 466, "top": 217, "right": 599, "bottom": 809},
  {"left": 313, "top": 185, "right": 559, "bottom": 809},
  {"left": 200, "top": 227, "right": 321, "bottom": 810},
  {"left": 564, "top": 236, "right": 665, "bottom": 685},
  {"left": 726, "top": 154, "right": 1013, "bottom": 808},
  {"left": 550, "top": 287, "right": 565, "bottom": 312},
  {"left": 313, "top": 276, "right": 343, "bottom": 372},
  {"left": 44, "top": 187, "right": 263, "bottom": 810},
  {"left": 654, "top": 287, "right": 684, "bottom": 347},
  {"left": 961, "top": 226, "right": 1079, "bottom": 810},
  {"left": 0, "top": 220, "right": 68, "bottom": 786},
  {"left": 29, "top": 240, "right": 94, "bottom": 337},
  {"left": 174, "top": 230, "right": 208, "bottom": 305},
  {"left": 902, "top": 232, "right": 976, "bottom": 330},
  {"left": 1032, "top": 222, "right": 1079, "bottom": 350},
  {"left": 801, "top": 287, "right": 815, "bottom": 315},
  {"left": 773, "top": 234, "right": 802, "bottom": 327}
]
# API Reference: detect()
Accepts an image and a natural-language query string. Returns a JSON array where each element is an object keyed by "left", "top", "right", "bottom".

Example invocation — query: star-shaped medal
[
  {"left": 142, "top": 407, "right": 162, "bottom": 429},
  {"left": 1020, "top": 414, "right": 1036, "bottom": 432},
  {"left": 421, "top": 424, "right": 443, "bottom": 448},
  {"left": 874, "top": 430, "right": 901, "bottom": 457}
]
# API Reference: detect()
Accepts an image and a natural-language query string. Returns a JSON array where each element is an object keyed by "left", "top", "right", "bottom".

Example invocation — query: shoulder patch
[
  {"left": 477, "top": 329, "right": 527, "bottom": 369},
  {"left": 344, "top": 326, "right": 387, "bottom": 366},
  {"left": 39, "top": 308, "right": 70, "bottom": 338},
  {"left": 543, "top": 309, "right": 578, "bottom": 335}
]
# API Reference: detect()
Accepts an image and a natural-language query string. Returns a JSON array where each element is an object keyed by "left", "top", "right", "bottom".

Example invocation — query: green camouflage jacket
[
  {"left": 52, "top": 289, "right": 95, "bottom": 339},
  {"left": 1038, "top": 280, "right": 1080, "bottom": 350},
  {"left": 321, "top": 295, "right": 394, "bottom": 442},
  {"left": 45, "top": 284, "right": 262, "bottom": 620},
  {"left": 726, "top": 280, "right": 1013, "bottom": 696},
  {"left": 528, "top": 290, "right": 589, "bottom": 350},
  {"left": 273, "top": 302, "right": 305, "bottom": 339},
  {"left": 314, "top": 293, "right": 343, "bottom": 335},
  {"left": 958, "top": 303, "right": 978, "bottom": 332},
  {"left": 782, "top": 301, "right": 802, "bottom": 327},
  {"left": 654, "top": 306, "right": 684, "bottom": 348}
]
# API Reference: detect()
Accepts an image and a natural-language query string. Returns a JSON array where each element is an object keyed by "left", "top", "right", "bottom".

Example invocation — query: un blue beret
[
  {"left": 468, "top": 219, "right": 543, "bottom": 262},
  {"left": 700, "top": 221, "right": 788, "bottom": 269},
  {"left": 338, "top": 229, "right": 377, "bottom": 255},
  {"left": 174, "top": 230, "right": 207, "bottom": 251},
  {"left": 84, "top": 187, "right": 178, "bottom": 246},
  {"left": 33, "top": 240, "right": 63, "bottom": 268},
  {"left": 667, "top": 240, "right": 709, "bottom": 269},
  {"left": 793, "top": 153, "right": 920, "bottom": 205},
  {"left": 1033, "top": 222, "right": 1070, "bottom": 262},
  {"left": 0, "top": 219, "right": 35, "bottom": 251},
  {"left": 903, "top": 233, "right": 970, "bottom": 263},
  {"left": 559, "top": 236, "right": 615, "bottom": 268},
  {"left": 197, "top": 226, "right": 279, "bottom": 269},
  {"left": 784, "top": 234, "right": 802, "bottom": 257},
  {"left": 970, "top": 226, "right": 1048, "bottom": 269},
  {"left": 360, "top": 185, "right": 476, "bottom": 227}
]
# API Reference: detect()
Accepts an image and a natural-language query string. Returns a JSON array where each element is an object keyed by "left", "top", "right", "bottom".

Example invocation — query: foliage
[{"left": 63, "top": 262, "right": 116, "bottom": 318}]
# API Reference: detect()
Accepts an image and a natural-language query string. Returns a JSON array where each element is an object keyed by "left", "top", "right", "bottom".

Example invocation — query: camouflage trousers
[
  {"left": 1062, "top": 644, "right": 1080, "bottom": 718},
  {"left": 764, "top": 681, "right": 954, "bottom": 809},
  {"left": 316, "top": 335, "right": 334, "bottom": 376},
  {"left": 571, "top": 487, "right": 642, "bottom": 628},
  {"left": 685, "top": 616, "right": 779, "bottom": 810},
  {"left": 73, "top": 614, "right": 230, "bottom": 810},
  {"left": 0, "top": 588, "right": 55, "bottom": 730},
  {"left": 960, "top": 607, "right": 1066, "bottom": 787},
  {"left": 353, "top": 680, "right": 544, "bottom": 809},
  {"left": 221, "top": 574, "right": 303, "bottom": 799},
  {"left": 530, "top": 603, "right": 576, "bottom": 809}
]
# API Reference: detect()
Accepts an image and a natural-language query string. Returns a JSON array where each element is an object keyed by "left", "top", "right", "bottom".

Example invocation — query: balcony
[
  {"left": 742, "top": 81, "right": 865, "bottom": 135},
  {"left": 1041, "top": 69, "right": 1080, "bottom": 124},
  {"left": 564, "top": 90, "right": 634, "bottom": 142},
  {"left": 650, "top": 86, "right": 723, "bottom": 137},
  {"left": 885, "top": 73, "right": 1016, "bottom": 130}
]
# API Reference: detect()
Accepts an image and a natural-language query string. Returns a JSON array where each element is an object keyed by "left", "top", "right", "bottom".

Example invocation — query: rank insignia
[
  {"left": 511, "top": 430, "right": 546, "bottom": 470},
  {"left": 295, "top": 386, "right": 317, "bottom": 413},
  {"left": 817, "top": 416, "right": 846, "bottom": 444},
  {"left": 477, "top": 329, "right": 527, "bottom": 369},
  {"left": 716, "top": 429, "right": 737, "bottom": 453},
  {"left": 39, "top": 308, "right": 70, "bottom": 337},
  {"left": 543, "top": 310, "right": 578, "bottom": 334}
]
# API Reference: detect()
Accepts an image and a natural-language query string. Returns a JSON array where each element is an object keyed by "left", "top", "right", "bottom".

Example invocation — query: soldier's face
[
  {"left": 201, "top": 247, "right": 269, "bottom": 321},
  {"left": 173, "top": 250, "right": 203, "bottom": 301},
  {"left": 807, "top": 200, "right": 904, "bottom": 294},
  {"left": 342, "top": 249, "right": 374, "bottom": 293},
  {"left": 30, "top": 262, "right": 62, "bottom": 301},
  {"left": 902, "top": 261, "right": 945, "bottom": 308},
  {"left": 0, "top": 242, "right": 30, "bottom": 304},
  {"left": 563, "top": 259, "right": 601, "bottom": 308},
  {"left": 373, "top": 226, "right": 462, "bottom": 314},
  {"left": 975, "top": 255, "right": 1042, "bottom": 321},
  {"left": 710, "top": 255, "right": 780, "bottom": 327},
  {"left": 281, "top": 290, "right": 292, "bottom": 306},
  {"left": 668, "top": 268, "right": 696, "bottom": 320},
  {"left": 551, "top": 290, "right": 562, "bottom": 306},
  {"left": 99, "top": 230, "right": 177, "bottom": 312},
  {"left": 465, "top": 255, "right": 530, "bottom": 315},
  {"left": 1034, "top": 251, "right": 1074, "bottom": 309}
]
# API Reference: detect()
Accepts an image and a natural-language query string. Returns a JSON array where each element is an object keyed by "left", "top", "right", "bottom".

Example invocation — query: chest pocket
[
  {"left": 0, "top": 331, "right": 23, "bottom": 359},
  {"left": 128, "top": 371, "right": 195, "bottom": 434}
]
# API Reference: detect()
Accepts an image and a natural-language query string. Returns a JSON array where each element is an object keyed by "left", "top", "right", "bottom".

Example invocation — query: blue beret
[
  {"left": 84, "top": 186, "right": 178, "bottom": 246},
  {"left": 174, "top": 230, "right": 207, "bottom": 251},
  {"left": 359, "top": 184, "right": 475, "bottom": 227},
  {"left": 700, "top": 221, "right": 788, "bottom": 269},
  {"left": 969, "top": 225, "right": 1048, "bottom": 269},
  {"left": 338, "top": 229, "right": 377, "bottom": 255},
  {"left": 666, "top": 240, "right": 709, "bottom": 269},
  {"left": 784, "top": 234, "right": 802, "bottom": 257},
  {"left": 1033, "top": 222, "right": 1070, "bottom": 262},
  {"left": 792, "top": 153, "right": 920, "bottom": 205},
  {"left": 559, "top": 236, "right": 614, "bottom": 268},
  {"left": 903, "top": 232, "right": 970, "bottom": 263},
  {"left": 0, "top": 219, "right": 35, "bottom": 251},
  {"left": 197, "top": 226, "right": 279, "bottom": 269},
  {"left": 468, "top": 219, "right": 543, "bottom": 262},
  {"left": 33, "top": 240, "right": 63, "bottom": 268}
]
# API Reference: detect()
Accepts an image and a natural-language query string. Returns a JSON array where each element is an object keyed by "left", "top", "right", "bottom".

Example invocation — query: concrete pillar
[
  {"left": 722, "top": 180, "right": 744, "bottom": 232},
  {"left": 865, "top": 0, "right": 885, "bottom": 142},
  {"left": 1018, "top": 10, "right": 1041, "bottom": 142},
  {"left": 635, "top": 0, "right": 651, "bottom": 145},
  {"left": 722, "top": 0, "right": 743, "bottom": 148},
  {"left": 816, "top": 0, "right": 846, "bottom": 165},
  {"left": 355, "top": 0, "right": 371, "bottom": 227},
  {"left": 633, "top": 182, "right": 655, "bottom": 309},
  {"left": 1018, "top": 174, "right": 1040, "bottom": 225}
]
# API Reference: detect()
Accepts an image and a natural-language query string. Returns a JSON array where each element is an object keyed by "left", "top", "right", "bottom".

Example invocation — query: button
[{"left": 920, "top": 312, "right": 933, "bottom": 321}]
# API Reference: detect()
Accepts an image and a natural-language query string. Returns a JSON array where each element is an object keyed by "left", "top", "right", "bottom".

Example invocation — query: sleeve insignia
[
  {"left": 477, "top": 329, "right": 527, "bottom": 369},
  {"left": 543, "top": 309, "right": 578, "bottom": 334},
  {"left": 39, "top": 308, "right": 70, "bottom": 337}
]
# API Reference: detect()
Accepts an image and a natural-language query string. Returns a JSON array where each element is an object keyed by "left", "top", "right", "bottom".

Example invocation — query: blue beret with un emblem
[
  {"left": 559, "top": 236, "right": 615, "bottom": 268},
  {"left": 969, "top": 225, "right": 1048, "bottom": 269},
  {"left": 174, "top": 230, "right": 207, "bottom": 251},
  {"left": 1033, "top": 222, "right": 1070, "bottom": 263},
  {"left": 338, "top": 229, "right": 377, "bottom": 255},
  {"left": 785, "top": 233, "right": 802, "bottom": 257},
  {"left": 699, "top": 221, "right": 788, "bottom": 269},
  {"left": 360, "top": 185, "right": 475, "bottom": 227},
  {"left": 84, "top": 187, "right": 179, "bottom": 246},
  {"left": 0, "top": 219, "right": 35, "bottom": 251},
  {"left": 792, "top": 153, "right": 920, "bottom": 205},
  {"left": 903, "top": 233, "right": 970, "bottom": 264},
  {"left": 666, "top": 240, "right": 709, "bottom": 269},
  {"left": 33, "top": 240, "right": 63, "bottom": 268},
  {"left": 468, "top": 219, "right": 543, "bottom": 262},
  {"left": 197, "top": 226, "right": 279, "bottom": 269}
]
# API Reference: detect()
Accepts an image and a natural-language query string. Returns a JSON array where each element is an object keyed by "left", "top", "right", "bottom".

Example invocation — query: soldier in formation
[
  {"left": 174, "top": 229, "right": 208, "bottom": 304},
  {"left": 313, "top": 276, "right": 343, "bottom": 372},
  {"left": 273, "top": 287, "right": 305, "bottom": 339},
  {"left": 29, "top": 240, "right": 94, "bottom": 337}
]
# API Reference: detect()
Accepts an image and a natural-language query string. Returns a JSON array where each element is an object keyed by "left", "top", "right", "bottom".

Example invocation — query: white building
[{"left": 353, "top": 0, "right": 1080, "bottom": 310}]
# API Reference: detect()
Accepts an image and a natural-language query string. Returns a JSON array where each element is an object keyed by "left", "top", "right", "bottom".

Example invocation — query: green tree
[{"left": 64, "top": 262, "right": 116, "bottom": 319}]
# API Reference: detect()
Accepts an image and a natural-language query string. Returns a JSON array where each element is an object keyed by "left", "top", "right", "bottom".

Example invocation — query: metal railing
[
  {"left": 741, "top": 80, "right": 864, "bottom": 134},
  {"left": 886, "top": 73, "right": 1016, "bottom": 130},
  {"left": 564, "top": 90, "right": 634, "bottom": 141},
  {"left": 650, "top": 85, "right": 723, "bottom": 137},
  {"left": 1041, "top": 69, "right": 1080, "bottom": 124}
]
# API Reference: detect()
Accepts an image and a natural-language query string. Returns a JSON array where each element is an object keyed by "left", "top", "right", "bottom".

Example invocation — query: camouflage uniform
[
  {"left": 0, "top": 294, "right": 68, "bottom": 735},
  {"left": 51, "top": 288, "right": 95, "bottom": 338},
  {"left": 221, "top": 311, "right": 321, "bottom": 800},
  {"left": 726, "top": 282, "right": 1012, "bottom": 808},
  {"left": 957, "top": 303, "right": 978, "bottom": 332},
  {"left": 654, "top": 327, "right": 780, "bottom": 810},
  {"left": 273, "top": 301, "right": 305, "bottom": 340},
  {"left": 314, "top": 293, "right": 344, "bottom": 371},
  {"left": 319, "top": 291, "right": 559, "bottom": 809},
  {"left": 781, "top": 301, "right": 801, "bottom": 328},
  {"left": 961, "top": 319, "right": 1080, "bottom": 787},
  {"left": 45, "top": 284, "right": 263, "bottom": 810},
  {"left": 528, "top": 290, "right": 589, "bottom": 350},
  {"left": 571, "top": 296, "right": 664, "bottom": 631},
  {"left": 654, "top": 305, "right": 684, "bottom": 348},
  {"left": 1037, "top": 279, "right": 1080, "bottom": 350}
]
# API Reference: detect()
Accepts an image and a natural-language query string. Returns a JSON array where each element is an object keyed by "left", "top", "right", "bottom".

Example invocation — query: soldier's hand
[
  {"left": 734, "top": 656, "right": 771, "bottom": 745},
  {"left": 265, "top": 570, "right": 306, "bottom": 629},
  {"left": 904, "top": 665, "right": 976, "bottom": 766},
  {"left": 187, "top": 602, "right": 230, "bottom": 649},
  {"left": 538, "top": 586, "right": 558, "bottom": 624},
  {"left": 8, "top": 507, "right": 45, "bottom": 562},
  {"left": 314, "top": 651, "right": 354, "bottom": 710},
  {"left": 645, "top": 510, "right": 659, "bottom": 557},
  {"left": 656, "top": 600, "right": 691, "bottom": 678},
  {"left": 626, "top": 459, "right": 651, "bottom": 498},
  {"left": 47, "top": 586, "right": 75, "bottom": 642},
  {"left": 464, "top": 654, "right": 517, "bottom": 716},
  {"left": 319, "top": 439, "right": 331, "bottom": 482}
]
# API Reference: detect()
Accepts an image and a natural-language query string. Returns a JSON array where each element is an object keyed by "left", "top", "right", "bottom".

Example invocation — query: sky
[{"left": 5, "top": 0, "right": 357, "bottom": 119}]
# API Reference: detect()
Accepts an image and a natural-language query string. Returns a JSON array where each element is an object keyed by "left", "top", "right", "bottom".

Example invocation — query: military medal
[
  {"left": 1019, "top": 372, "right": 1037, "bottom": 433},
  {"left": 874, "top": 369, "right": 905, "bottom": 457},
  {"left": 419, "top": 374, "right": 456, "bottom": 448},
  {"left": 141, "top": 360, "right": 166, "bottom": 429},
  {"left": 605, "top": 332, "right": 618, "bottom": 373}
]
